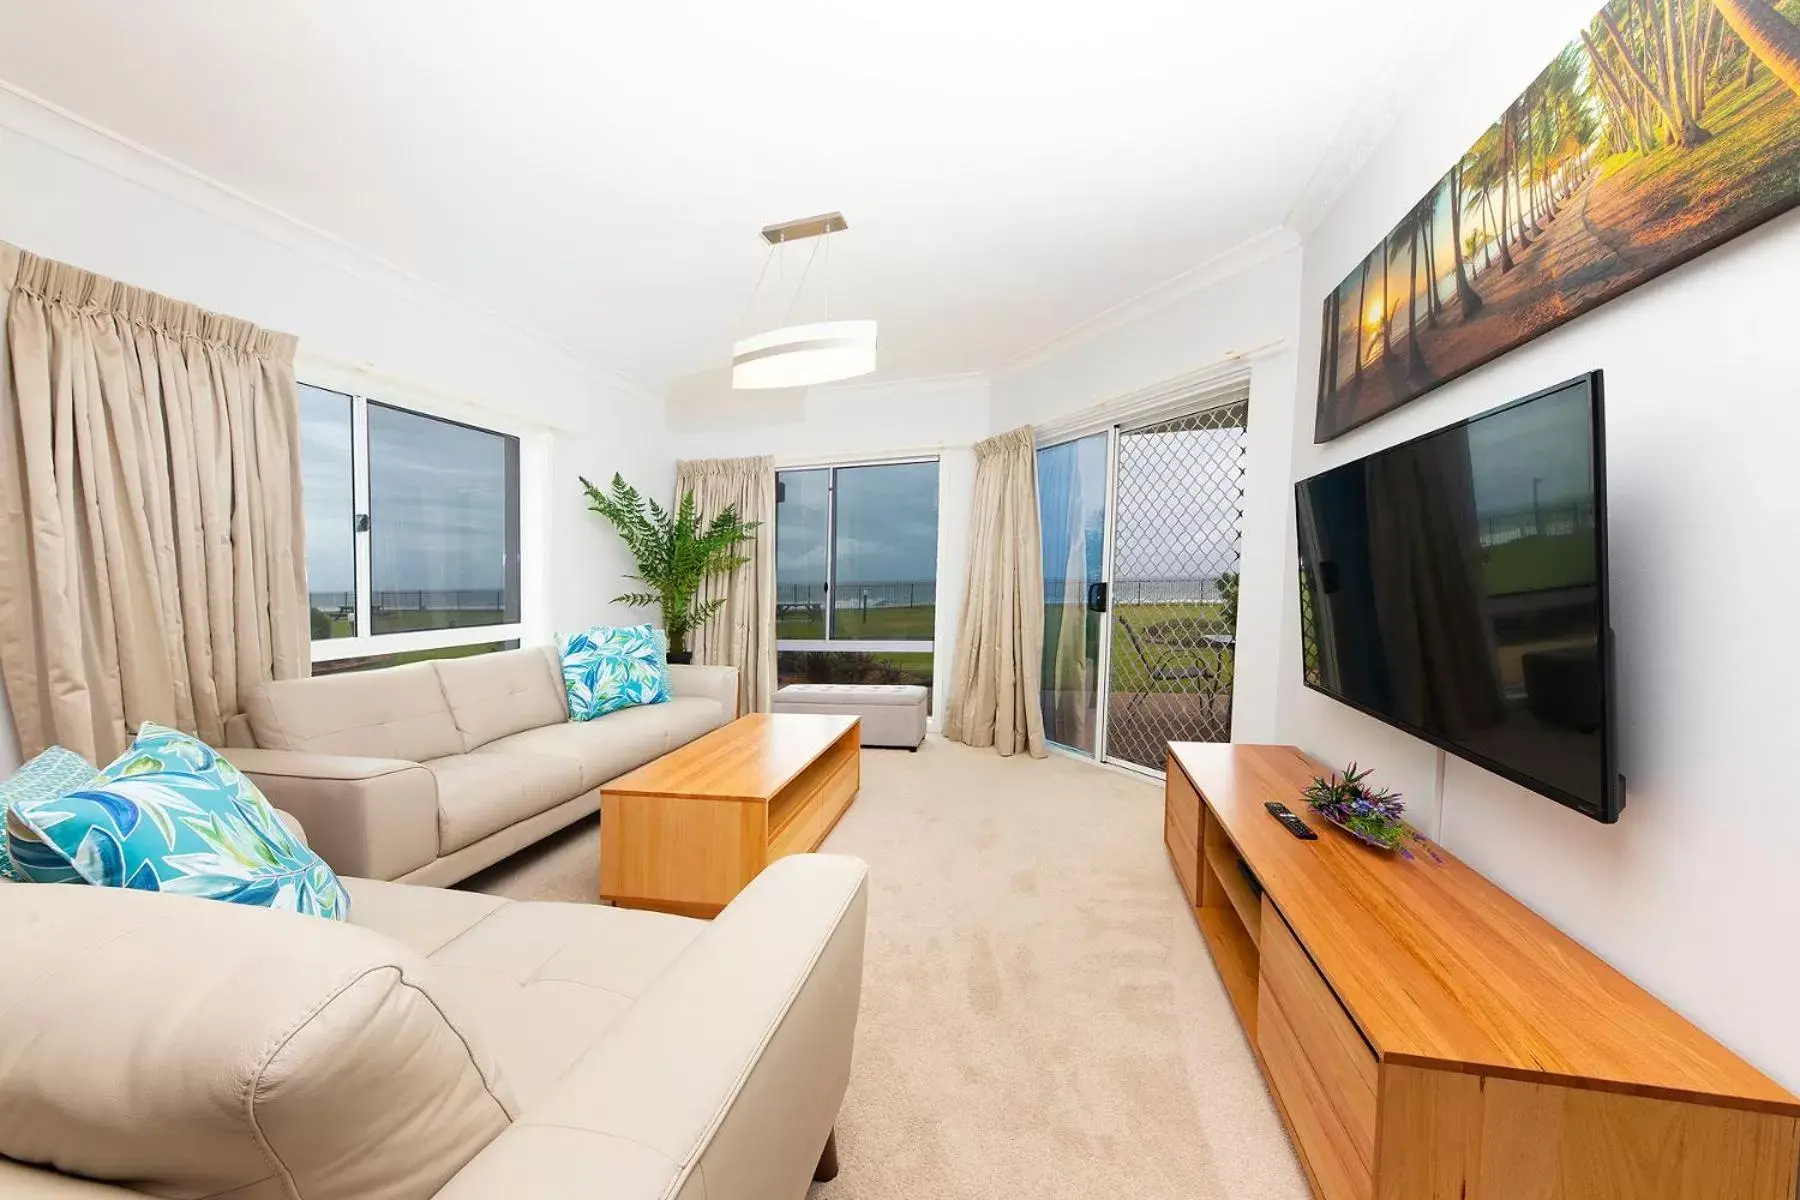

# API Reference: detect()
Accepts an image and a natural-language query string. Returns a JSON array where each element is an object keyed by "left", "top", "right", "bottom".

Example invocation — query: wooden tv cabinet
[{"left": 1164, "top": 743, "right": 1800, "bottom": 1200}]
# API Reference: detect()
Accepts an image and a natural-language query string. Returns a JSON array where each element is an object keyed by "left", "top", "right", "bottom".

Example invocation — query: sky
[
  {"left": 1467, "top": 377, "right": 1593, "bottom": 512},
  {"left": 1040, "top": 424, "right": 1247, "bottom": 586},
  {"left": 776, "top": 460, "right": 940, "bottom": 587},
  {"left": 300, "top": 384, "right": 511, "bottom": 596}
]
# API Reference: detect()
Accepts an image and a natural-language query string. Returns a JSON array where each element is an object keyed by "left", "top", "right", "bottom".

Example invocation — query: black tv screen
[{"left": 1295, "top": 372, "right": 1621, "bottom": 822}]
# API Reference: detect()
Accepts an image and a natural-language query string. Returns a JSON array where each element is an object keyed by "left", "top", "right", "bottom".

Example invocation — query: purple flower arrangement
[{"left": 1300, "top": 763, "right": 1439, "bottom": 861}]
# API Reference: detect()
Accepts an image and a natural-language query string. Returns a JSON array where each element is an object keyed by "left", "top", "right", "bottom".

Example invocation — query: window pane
[
  {"left": 312, "top": 640, "right": 519, "bottom": 677},
  {"left": 778, "top": 649, "right": 933, "bottom": 711},
  {"left": 776, "top": 469, "right": 829, "bottom": 639},
  {"left": 368, "top": 403, "right": 519, "bottom": 635},
  {"left": 299, "top": 384, "right": 357, "bottom": 640},
  {"left": 832, "top": 461, "right": 938, "bottom": 641}
]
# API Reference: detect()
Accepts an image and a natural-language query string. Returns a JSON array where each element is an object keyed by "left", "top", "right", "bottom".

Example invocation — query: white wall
[
  {"left": 990, "top": 243, "right": 1304, "bottom": 743},
  {"left": 0, "top": 88, "right": 667, "bottom": 772},
  {"left": 667, "top": 374, "right": 989, "bottom": 726},
  {"left": 1281, "top": 0, "right": 1800, "bottom": 1090}
]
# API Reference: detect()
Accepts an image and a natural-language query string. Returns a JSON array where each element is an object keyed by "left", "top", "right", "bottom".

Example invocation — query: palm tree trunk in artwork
[
  {"left": 1491, "top": 168, "right": 1515, "bottom": 271},
  {"left": 1449, "top": 165, "right": 1484, "bottom": 319},
  {"left": 1325, "top": 289, "right": 1341, "bottom": 396},
  {"left": 1381, "top": 236, "right": 1392, "bottom": 357},
  {"left": 1353, "top": 257, "right": 1369, "bottom": 381},
  {"left": 1508, "top": 106, "right": 1532, "bottom": 249},
  {"left": 1512, "top": 108, "right": 1531, "bottom": 236},
  {"left": 1662, "top": 0, "right": 1713, "bottom": 141},
  {"left": 1585, "top": 32, "right": 1646, "bottom": 151},
  {"left": 1601, "top": 5, "right": 1708, "bottom": 144},
  {"left": 1420, "top": 198, "right": 1441, "bottom": 326},
  {"left": 1500, "top": 120, "right": 1513, "bottom": 255},
  {"left": 1405, "top": 220, "right": 1423, "bottom": 369},
  {"left": 1693, "top": 5, "right": 1719, "bottom": 115},
  {"left": 1529, "top": 108, "right": 1545, "bottom": 229},
  {"left": 1715, "top": 0, "right": 1800, "bottom": 98}
]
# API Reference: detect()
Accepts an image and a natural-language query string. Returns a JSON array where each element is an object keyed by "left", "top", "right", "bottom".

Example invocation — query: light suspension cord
[
  {"left": 736, "top": 239, "right": 780, "bottom": 337},
  {"left": 780, "top": 233, "right": 826, "bottom": 327}
]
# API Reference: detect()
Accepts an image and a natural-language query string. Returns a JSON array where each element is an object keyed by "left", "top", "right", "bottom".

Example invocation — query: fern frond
[{"left": 586, "top": 477, "right": 766, "bottom": 646}]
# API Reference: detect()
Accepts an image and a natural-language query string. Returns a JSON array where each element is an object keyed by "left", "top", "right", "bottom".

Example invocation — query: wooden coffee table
[{"left": 599, "top": 713, "right": 861, "bottom": 917}]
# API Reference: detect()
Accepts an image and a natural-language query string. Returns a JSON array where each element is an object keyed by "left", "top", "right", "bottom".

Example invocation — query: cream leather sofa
[
  {"left": 222, "top": 646, "right": 739, "bottom": 885},
  {"left": 0, "top": 852, "right": 869, "bottom": 1200}
]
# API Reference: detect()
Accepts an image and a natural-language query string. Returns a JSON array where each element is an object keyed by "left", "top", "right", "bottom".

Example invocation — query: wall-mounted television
[{"left": 1295, "top": 372, "right": 1622, "bottom": 822}]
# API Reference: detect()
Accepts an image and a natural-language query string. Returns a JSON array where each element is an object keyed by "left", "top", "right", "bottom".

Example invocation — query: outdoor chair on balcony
[{"left": 1113, "top": 614, "right": 1222, "bottom": 722}]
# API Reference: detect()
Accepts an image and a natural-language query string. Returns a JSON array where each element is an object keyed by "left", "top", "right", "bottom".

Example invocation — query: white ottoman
[{"left": 771, "top": 683, "right": 928, "bottom": 750}]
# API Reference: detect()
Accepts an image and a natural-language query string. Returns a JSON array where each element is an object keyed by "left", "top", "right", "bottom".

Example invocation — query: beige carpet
[{"left": 461, "top": 737, "right": 1309, "bottom": 1200}]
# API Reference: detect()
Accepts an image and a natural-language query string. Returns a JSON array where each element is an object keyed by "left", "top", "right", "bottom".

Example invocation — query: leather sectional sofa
[
  {"left": 0, "top": 850, "right": 869, "bottom": 1199},
  {"left": 222, "top": 646, "right": 739, "bottom": 884}
]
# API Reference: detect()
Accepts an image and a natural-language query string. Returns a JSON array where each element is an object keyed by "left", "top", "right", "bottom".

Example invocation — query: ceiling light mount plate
[{"left": 760, "top": 212, "right": 848, "bottom": 245}]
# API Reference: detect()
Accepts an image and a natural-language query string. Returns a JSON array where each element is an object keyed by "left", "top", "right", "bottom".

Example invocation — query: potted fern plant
[{"left": 579, "top": 473, "right": 757, "bottom": 663}]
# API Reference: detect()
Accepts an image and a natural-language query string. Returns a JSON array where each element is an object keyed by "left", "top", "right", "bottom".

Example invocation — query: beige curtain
[
  {"left": 675, "top": 455, "right": 776, "bottom": 715},
  {"left": 943, "top": 426, "right": 1047, "bottom": 757},
  {"left": 0, "top": 244, "right": 308, "bottom": 764}
]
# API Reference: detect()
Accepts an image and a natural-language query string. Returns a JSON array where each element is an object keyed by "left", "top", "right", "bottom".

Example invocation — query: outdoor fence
[
  {"left": 309, "top": 589, "right": 508, "bottom": 615},
  {"left": 776, "top": 581, "right": 938, "bottom": 611},
  {"left": 1478, "top": 498, "right": 1595, "bottom": 547},
  {"left": 1042, "top": 577, "right": 1228, "bottom": 606}
]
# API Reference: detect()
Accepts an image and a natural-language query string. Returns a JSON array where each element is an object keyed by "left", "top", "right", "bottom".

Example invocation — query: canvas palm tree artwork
[{"left": 1316, "top": 0, "right": 1800, "bottom": 441}]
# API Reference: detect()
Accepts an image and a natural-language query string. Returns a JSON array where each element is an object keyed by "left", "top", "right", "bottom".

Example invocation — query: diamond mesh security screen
[{"left": 1106, "top": 399, "right": 1248, "bottom": 771}]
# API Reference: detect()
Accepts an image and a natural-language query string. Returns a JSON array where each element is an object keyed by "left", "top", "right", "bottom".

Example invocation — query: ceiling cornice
[
  {"left": 810, "top": 370, "right": 989, "bottom": 394},
  {"left": 0, "top": 77, "right": 664, "bottom": 406},
  {"left": 991, "top": 225, "right": 1301, "bottom": 380}
]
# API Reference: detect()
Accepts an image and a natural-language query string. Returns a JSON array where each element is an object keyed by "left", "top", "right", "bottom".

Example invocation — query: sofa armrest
[
  {"left": 666, "top": 664, "right": 740, "bottom": 720},
  {"left": 436, "top": 854, "right": 868, "bottom": 1200},
  {"left": 222, "top": 748, "right": 439, "bottom": 881}
]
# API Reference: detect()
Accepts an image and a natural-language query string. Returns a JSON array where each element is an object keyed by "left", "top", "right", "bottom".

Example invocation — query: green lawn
[
  {"left": 1482, "top": 534, "right": 1595, "bottom": 596},
  {"left": 315, "top": 607, "right": 508, "bottom": 639},
  {"left": 775, "top": 602, "right": 936, "bottom": 692},
  {"left": 1045, "top": 601, "right": 1236, "bottom": 695},
  {"left": 775, "top": 603, "right": 935, "bottom": 642}
]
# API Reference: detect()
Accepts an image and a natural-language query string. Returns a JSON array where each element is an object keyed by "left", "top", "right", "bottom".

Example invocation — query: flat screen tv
[{"left": 1295, "top": 372, "right": 1622, "bottom": 822}]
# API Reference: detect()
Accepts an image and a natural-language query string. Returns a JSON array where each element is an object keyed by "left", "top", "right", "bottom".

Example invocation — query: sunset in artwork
[{"left": 1315, "top": 0, "right": 1800, "bottom": 441}]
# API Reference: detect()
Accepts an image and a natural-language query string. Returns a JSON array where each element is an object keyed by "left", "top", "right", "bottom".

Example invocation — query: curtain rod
[
  {"left": 1030, "top": 338, "right": 1282, "bottom": 445},
  {"left": 770, "top": 442, "right": 972, "bottom": 470}
]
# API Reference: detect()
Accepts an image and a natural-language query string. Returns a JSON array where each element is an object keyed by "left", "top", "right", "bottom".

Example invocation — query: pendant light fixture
[{"left": 732, "top": 212, "right": 877, "bottom": 390}]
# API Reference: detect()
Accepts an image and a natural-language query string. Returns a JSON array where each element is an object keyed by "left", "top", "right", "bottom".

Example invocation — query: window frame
[
  {"left": 774, "top": 455, "right": 939, "bottom": 657},
  {"left": 303, "top": 385, "right": 524, "bottom": 667}
]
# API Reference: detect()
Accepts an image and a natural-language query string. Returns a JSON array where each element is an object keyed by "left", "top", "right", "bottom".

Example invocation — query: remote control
[{"left": 1265, "top": 801, "right": 1318, "bottom": 840}]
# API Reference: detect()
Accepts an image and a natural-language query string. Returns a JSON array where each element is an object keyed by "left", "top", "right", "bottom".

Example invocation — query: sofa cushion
[
  {"left": 345, "top": 877, "right": 705, "bottom": 1105},
  {"left": 0, "top": 883, "right": 515, "bottom": 1200},
  {"left": 8, "top": 724, "right": 349, "bottom": 921},
  {"left": 435, "top": 647, "right": 570, "bottom": 751},
  {"left": 245, "top": 662, "right": 462, "bottom": 762},
  {"left": 558, "top": 624, "right": 672, "bottom": 721},
  {"left": 0, "top": 746, "right": 98, "bottom": 880},
  {"left": 426, "top": 752, "right": 582, "bottom": 854},
  {"left": 657, "top": 694, "right": 732, "bottom": 748},
  {"left": 473, "top": 697, "right": 725, "bottom": 791}
]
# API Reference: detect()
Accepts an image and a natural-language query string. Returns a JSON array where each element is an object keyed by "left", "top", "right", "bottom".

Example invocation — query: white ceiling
[{"left": 0, "top": 0, "right": 1472, "bottom": 395}]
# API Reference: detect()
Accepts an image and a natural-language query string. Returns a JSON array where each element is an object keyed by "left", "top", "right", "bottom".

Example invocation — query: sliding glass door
[
  {"left": 1037, "top": 433, "right": 1110, "bottom": 754},
  {"left": 1105, "top": 402, "right": 1247, "bottom": 770},
  {"left": 1036, "top": 396, "right": 1249, "bottom": 773}
]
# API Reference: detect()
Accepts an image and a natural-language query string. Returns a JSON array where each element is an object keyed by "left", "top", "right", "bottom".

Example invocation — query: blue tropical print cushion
[
  {"left": 558, "top": 624, "right": 672, "bottom": 721},
  {"left": 0, "top": 746, "right": 100, "bottom": 881},
  {"left": 7, "top": 722, "right": 350, "bottom": 920}
]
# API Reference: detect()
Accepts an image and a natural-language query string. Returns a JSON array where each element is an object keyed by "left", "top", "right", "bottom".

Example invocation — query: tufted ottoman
[{"left": 771, "top": 683, "right": 928, "bottom": 750}]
